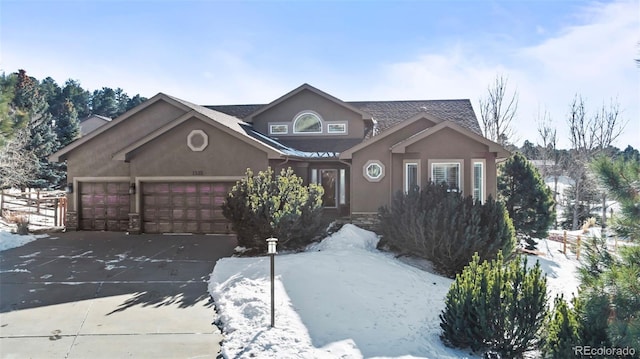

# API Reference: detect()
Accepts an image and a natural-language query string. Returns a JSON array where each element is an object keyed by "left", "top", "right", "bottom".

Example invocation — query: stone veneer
[
  {"left": 348, "top": 213, "right": 380, "bottom": 233},
  {"left": 128, "top": 213, "right": 141, "bottom": 234},
  {"left": 65, "top": 211, "right": 78, "bottom": 231}
]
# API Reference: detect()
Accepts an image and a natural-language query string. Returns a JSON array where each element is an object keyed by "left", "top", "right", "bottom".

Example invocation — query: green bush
[
  {"left": 575, "top": 237, "right": 640, "bottom": 354},
  {"left": 222, "top": 167, "right": 325, "bottom": 253},
  {"left": 439, "top": 252, "right": 548, "bottom": 358},
  {"left": 541, "top": 295, "right": 581, "bottom": 358},
  {"left": 378, "top": 183, "right": 516, "bottom": 277}
]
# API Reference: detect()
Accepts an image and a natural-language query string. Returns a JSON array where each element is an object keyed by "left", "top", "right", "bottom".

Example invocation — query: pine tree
[
  {"left": 498, "top": 152, "right": 555, "bottom": 248},
  {"left": 591, "top": 155, "right": 640, "bottom": 241},
  {"left": 91, "top": 87, "right": 119, "bottom": 118},
  {"left": 61, "top": 79, "right": 91, "bottom": 118},
  {"left": 54, "top": 99, "right": 80, "bottom": 147},
  {"left": 222, "top": 167, "right": 325, "bottom": 252},
  {"left": 541, "top": 295, "right": 580, "bottom": 358},
  {"left": 440, "top": 252, "right": 548, "bottom": 357},
  {"left": 12, "top": 70, "right": 63, "bottom": 189}
]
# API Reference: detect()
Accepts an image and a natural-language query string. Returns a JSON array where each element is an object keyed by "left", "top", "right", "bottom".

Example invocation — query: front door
[
  {"left": 319, "top": 169, "right": 337, "bottom": 207},
  {"left": 310, "top": 168, "right": 347, "bottom": 209}
]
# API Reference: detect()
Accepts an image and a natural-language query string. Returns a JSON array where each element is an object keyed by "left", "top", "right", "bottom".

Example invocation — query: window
[
  {"left": 404, "top": 161, "right": 419, "bottom": 192},
  {"left": 473, "top": 161, "right": 484, "bottom": 202},
  {"left": 269, "top": 124, "right": 288, "bottom": 135},
  {"left": 293, "top": 112, "right": 322, "bottom": 133},
  {"left": 432, "top": 162, "right": 460, "bottom": 191},
  {"left": 339, "top": 169, "right": 346, "bottom": 205},
  {"left": 187, "top": 130, "right": 208, "bottom": 152},
  {"left": 327, "top": 123, "right": 347, "bottom": 134},
  {"left": 363, "top": 160, "right": 385, "bottom": 182}
]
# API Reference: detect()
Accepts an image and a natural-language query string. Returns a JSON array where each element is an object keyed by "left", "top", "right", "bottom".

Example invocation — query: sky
[{"left": 1, "top": 0, "right": 638, "bottom": 149}]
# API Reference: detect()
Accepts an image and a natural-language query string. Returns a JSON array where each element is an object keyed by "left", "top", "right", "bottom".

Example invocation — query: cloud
[{"left": 369, "top": 0, "right": 639, "bottom": 149}]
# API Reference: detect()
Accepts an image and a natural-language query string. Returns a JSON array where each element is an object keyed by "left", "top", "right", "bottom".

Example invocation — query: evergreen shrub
[
  {"left": 541, "top": 295, "right": 581, "bottom": 358},
  {"left": 378, "top": 183, "right": 516, "bottom": 277},
  {"left": 439, "top": 252, "right": 548, "bottom": 358},
  {"left": 222, "top": 167, "right": 325, "bottom": 253}
]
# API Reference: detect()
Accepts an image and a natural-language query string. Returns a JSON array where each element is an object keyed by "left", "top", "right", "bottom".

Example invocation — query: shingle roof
[
  {"left": 207, "top": 99, "right": 481, "bottom": 136},
  {"left": 348, "top": 99, "right": 481, "bottom": 136},
  {"left": 80, "top": 114, "right": 112, "bottom": 123},
  {"left": 206, "top": 104, "right": 263, "bottom": 119}
]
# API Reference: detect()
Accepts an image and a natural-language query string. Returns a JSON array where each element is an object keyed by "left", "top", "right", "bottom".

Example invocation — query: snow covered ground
[
  {"left": 209, "top": 224, "right": 582, "bottom": 359},
  {"left": 0, "top": 225, "right": 48, "bottom": 252}
]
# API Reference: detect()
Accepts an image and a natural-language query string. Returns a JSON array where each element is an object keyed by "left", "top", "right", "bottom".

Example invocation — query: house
[
  {"left": 49, "top": 84, "right": 509, "bottom": 234},
  {"left": 79, "top": 114, "right": 112, "bottom": 136}
]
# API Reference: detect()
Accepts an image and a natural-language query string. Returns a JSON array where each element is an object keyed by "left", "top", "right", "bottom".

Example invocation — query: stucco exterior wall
[
  {"left": 350, "top": 121, "right": 498, "bottom": 213},
  {"left": 64, "top": 101, "right": 186, "bottom": 210},
  {"left": 129, "top": 117, "right": 269, "bottom": 177},
  {"left": 350, "top": 118, "right": 437, "bottom": 213},
  {"left": 252, "top": 89, "right": 366, "bottom": 139}
]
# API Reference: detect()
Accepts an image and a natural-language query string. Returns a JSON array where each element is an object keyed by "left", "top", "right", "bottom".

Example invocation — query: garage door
[
  {"left": 141, "top": 182, "right": 233, "bottom": 234},
  {"left": 79, "top": 182, "right": 131, "bottom": 231}
]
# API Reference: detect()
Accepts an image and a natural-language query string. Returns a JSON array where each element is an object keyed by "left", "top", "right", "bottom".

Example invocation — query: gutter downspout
[{"left": 389, "top": 149, "right": 393, "bottom": 207}]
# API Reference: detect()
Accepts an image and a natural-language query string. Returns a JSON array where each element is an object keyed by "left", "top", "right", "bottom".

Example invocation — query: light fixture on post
[
  {"left": 266, "top": 237, "right": 278, "bottom": 328},
  {"left": 129, "top": 183, "right": 136, "bottom": 195},
  {"left": 65, "top": 183, "right": 73, "bottom": 194}
]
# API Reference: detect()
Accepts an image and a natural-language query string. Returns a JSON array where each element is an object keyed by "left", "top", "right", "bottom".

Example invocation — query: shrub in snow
[
  {"left": 378, "top": 182, "right": 516, "bottom": 277},
  {"left": 3, "top": 210, "right": 29, "bottom": 235},
  {"left": 541, "top": 294, "right": 580, "bottom": 359},
  {"left": 222, "top": 167, "right": 325, "bottom": 253},
  {"left": 498, "top": 152, "right": 555, "bottom": 249},
  {"left": 439, "top": 252, "right": 547, "bottom": 358},
  {"left": 575, "top": 236, "right": 640, "bottom": 353}
]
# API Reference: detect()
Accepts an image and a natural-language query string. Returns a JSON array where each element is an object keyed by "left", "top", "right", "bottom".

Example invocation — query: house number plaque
[{"left": 192, "top": 170, "right": 204, "bottom": 176}]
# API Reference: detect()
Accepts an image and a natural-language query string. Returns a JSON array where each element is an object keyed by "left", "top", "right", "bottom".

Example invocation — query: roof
[
  {"left": 80, "top": 114, "right": 112, "bottom": 123},
  {"left": 348, "top": 99, "right": 481, "bottom": 136},
  {"left": 208, "top": 98, "right": 481, "bottom": 136},
  {"left": 52, "top": 85, "right": 498, "bottom": 163},
  {"left": 50, "top": 93, "right": 286, "bottom": 162}
]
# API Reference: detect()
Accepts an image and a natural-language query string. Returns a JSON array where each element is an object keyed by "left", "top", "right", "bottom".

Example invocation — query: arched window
[{"left": 293, "top": 112, "right": 322, "bottom": 133}]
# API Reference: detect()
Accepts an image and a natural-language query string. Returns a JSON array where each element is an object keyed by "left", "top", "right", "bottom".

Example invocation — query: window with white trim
[
  {"left": 432, "top": 162, "right": 460, "bottom": 191},
  {"left": 363, "top": 160, "right": 385, "bottom": 182},
  {"left": 327, "top": 123, "right": 347, "bottom": 134},
  {"left": 293, "top": 112, "right": 322, "bottom": 133},
  {"left": 473, "top": 161, "right": 484, "bottom": 202},
  {"left": 269, "top": 124, "right": 288, "bottom": 135},
  {"left": 404, "top": 161, "right": 419, "bottom": 192}
]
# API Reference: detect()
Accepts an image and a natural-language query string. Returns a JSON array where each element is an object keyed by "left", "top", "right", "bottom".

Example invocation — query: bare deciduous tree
[
  {"left": 537, "top": 108, "right": 560, "bottom": 229},
  {"left": 479, "top": 75, "right": 518, "bottom": 146},
  {"left": 566, "top": 95, "right": 626, "bottom": 230},
  {"left": 0, "top": 128, "right": 37, "bottom": 189}
]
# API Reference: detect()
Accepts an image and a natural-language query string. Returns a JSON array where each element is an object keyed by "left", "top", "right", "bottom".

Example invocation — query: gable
[
  {"left": 250, "top": 87, "right": 368, "bottom": 141},
  {"left": 340, "top": 113, "right": 442, "bottom": 159},
  {"left": 390, "top": 121, "right": 509, "bottom": 158},
  {"left": 51, "top": 95, "right": 190, "bottom": 162},
  {"left": 128, "top": 117, "right": 270, "bottom": 177}
]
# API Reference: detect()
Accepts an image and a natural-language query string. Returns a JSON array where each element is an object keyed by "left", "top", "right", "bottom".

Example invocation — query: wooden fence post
[
  {"left": 54, "top": 199, "right": 59, "bottom": 226},
  {"left": 36, "top": 191, "right": 41, "bottom": 214},
  {"left": 563, "top": 230, "right": 567, "bottom": 254}
]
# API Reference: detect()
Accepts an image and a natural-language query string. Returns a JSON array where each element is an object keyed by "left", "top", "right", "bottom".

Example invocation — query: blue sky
[{"left": 2, "top": 0, "right": 638, "bottom": 149}]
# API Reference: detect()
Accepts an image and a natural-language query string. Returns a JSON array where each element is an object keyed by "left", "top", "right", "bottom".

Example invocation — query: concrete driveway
[{"left": 0, "top": 231, "right": 236, "bottom": 359}]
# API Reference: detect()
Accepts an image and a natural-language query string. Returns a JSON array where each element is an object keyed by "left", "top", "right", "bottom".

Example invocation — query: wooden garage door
[
  {"left": 79, "top": 182, "right": 130, "bottom": 231},
  {"left": 142, "top": 182, "right": 233, "bottom": 234}
]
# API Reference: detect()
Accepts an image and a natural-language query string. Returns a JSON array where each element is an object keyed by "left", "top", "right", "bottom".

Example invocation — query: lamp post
[{"left": 266, "top": 237, "right": 278, "bottom": 328}]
